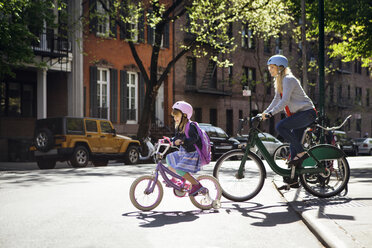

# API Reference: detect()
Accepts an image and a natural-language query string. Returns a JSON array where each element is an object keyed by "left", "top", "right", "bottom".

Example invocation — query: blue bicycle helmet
[{"left": 267, "top": 55, "right": 288, "bottom": 68}]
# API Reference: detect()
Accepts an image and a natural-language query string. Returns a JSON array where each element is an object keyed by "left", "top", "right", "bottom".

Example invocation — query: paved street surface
[
  {"left": 271, "top": 156, "right": 372, "bottom": 248},
  {"left": 0, "top": 161, "right": 322, "bottom": 248}
]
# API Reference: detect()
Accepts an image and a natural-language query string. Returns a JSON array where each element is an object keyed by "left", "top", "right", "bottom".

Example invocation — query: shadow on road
[
  {"left": 219, "top": 201, "right": 299, "bottom": 227},
  {"left": 122, "top": 209, "right": 219, "bottom": 227}
]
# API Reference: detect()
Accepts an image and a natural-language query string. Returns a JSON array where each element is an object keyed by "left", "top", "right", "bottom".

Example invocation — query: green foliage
[
  {"left": 0, "top": 0, "right": 61, "bottom": 79},
  {"left": 287, "top": 0, "right": 371, "bottom": 68}
]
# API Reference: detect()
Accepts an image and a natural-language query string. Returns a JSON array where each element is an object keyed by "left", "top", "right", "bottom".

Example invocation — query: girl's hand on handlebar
[{"left": 174, "top": 139, "right": 183, "bottom": 146}]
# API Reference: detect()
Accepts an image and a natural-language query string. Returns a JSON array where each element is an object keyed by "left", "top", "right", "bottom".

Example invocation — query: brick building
[{"left": 83, "top": 0, "right": 174, "bottom": 136}]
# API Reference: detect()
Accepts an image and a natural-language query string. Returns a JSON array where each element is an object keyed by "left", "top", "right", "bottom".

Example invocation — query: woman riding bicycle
[{"left": 262, "top": 55, "right": 317, "bottom": 186}]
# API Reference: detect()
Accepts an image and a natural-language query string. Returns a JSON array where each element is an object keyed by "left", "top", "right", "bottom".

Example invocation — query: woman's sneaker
[{"left": 189, "top": 183, "right": 204, "bottom": 196}]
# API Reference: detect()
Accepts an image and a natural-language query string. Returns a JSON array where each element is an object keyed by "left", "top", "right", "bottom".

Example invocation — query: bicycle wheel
[
  {"left": 189, "top": 175, "right": 222, "bottom": 210},
  {"left": 213, "top": 150, "right": 266, "bottom": 202},
  {"left": 273, "top": 144, "right": 290, "bottom": 170},
  {"left": 300, "top": 156, "right": 350, "bottom": 198},
  {"left": 129, "top": 175, "right": 164, "bottom": 211}
]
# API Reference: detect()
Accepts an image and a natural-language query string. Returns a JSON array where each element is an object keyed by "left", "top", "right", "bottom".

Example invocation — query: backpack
[{"left": 185, "top": 121, "right": 211, "bottom": 166}]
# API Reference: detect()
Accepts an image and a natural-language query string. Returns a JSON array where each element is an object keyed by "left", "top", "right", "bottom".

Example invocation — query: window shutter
[
  {"left": 139, "top": 73, "right": 145, "bottom": 115},
  {"left": 89, "top": 0, "right": 97, "bottom": 34},
  {"left": 109, "top": 1, "right": 117, "bottom": 38},
  {"left": 90, "top": 66, "right": 98, "bottom": 117},
  {"left": 138, "top": 10, "right": 145, "bottom": 43},
  {"left": 110, "top": 68, "right": 118, "bottom": 123},
  {"left": 120, "top": 70, "right": 127, "bottom": 123},
  {"left": 147, "top": 9, "right": 154, "bottom": 45},
  {"left": 163, "top": 23, "right": 169, "bottom": 48}
]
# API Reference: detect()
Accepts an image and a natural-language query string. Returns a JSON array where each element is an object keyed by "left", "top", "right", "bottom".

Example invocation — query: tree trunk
[{"left": 137, "top": 89, "right": 156, "bottom": 139}]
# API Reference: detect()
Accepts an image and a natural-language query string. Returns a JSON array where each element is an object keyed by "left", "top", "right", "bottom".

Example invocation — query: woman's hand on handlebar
[{"left": 261, "top": 113, "right": 271, "bottom": 121}]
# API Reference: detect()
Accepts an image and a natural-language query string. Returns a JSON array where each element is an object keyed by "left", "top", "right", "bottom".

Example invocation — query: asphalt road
[{"left": 0, "top": 161, "right": 325, "bottom": 248}]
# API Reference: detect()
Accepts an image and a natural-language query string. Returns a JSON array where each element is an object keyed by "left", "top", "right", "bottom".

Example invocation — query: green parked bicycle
[{"left": 213, "top": 114, "right": 350, "bottom": 202}]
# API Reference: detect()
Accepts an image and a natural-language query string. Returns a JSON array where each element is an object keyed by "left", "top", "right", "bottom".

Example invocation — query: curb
[{"left": 272, "top": 180, "right": 348, "bottom": 248}]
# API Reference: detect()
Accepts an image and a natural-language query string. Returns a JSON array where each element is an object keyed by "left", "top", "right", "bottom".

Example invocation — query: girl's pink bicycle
[{"left": 129, "top": 138, "right": 222, "bottom": 211}]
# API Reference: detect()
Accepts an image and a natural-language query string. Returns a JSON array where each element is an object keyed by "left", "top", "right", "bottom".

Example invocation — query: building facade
[
  {"left": 0, "top": 0, "right": 83, "bottom": 161},
  {"left": 83, "top": 0, "right": 174, "bottom": 136}
]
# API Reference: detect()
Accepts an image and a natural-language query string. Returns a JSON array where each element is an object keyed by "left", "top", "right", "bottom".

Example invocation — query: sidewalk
[{"left": 272, "top": 156, "right": 372, "bottom": 248}]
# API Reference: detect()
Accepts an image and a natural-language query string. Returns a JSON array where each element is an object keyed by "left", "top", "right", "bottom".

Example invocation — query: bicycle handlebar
[{"left": 316, "top": 115, "right": 352, "bottom": 131}]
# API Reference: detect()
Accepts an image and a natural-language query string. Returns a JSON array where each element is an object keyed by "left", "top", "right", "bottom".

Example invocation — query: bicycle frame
[
  {"left": 145, "top": 161, "right": 189, "bottom": 194},
  {"left": 237, "top": 116, "right": 346, "bottom": 178}
]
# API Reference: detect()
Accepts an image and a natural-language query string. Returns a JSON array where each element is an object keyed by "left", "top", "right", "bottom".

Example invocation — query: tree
[
  {"left": 96, "top": 0, "right": 293, "bottom": 139},
  {"left": 0, "top": 0, "right": 65, "bottom": 79},
  {"left": 287, "top": 0, "right": 371, "bottom": 68}
]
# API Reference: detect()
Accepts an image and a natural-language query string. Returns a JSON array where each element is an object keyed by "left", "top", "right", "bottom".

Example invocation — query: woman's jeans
[{"left": 276, "top": 109, "right": 317, "bottom": 160}]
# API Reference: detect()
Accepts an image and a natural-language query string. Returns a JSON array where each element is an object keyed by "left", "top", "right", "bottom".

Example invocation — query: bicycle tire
[
  {"left": 189, "top": 175, "right": 222, "bottom": 210},
  {"left": 213, "top": 149, "right": 266, "bottom": 202},
  {"left": 300, "top": 156, "right": 350, "bottom": 198},
  {"left": 273, "top": 144, "right": 291, "bottom": 169},
  {"left": 129, "top": 175, "right": 164, "bottom": 211}
]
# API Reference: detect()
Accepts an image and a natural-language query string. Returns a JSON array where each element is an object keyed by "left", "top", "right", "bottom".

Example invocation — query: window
[
  {"left": 228, "top": 66, "right": 233, "bottom": 85},
  {"left": 97, "top": 68, "right": 110, "bottom": 119},
  {"left": 0, "top": 81, "right": 35, "bottom": 117},
  {"left": 96, "top": 0, "right": 110, "bottom": 37},
  {"left": 186, "top": 57, "right": 196, "bottom": 86},
  {"left": 354, "top": 60, "right": 362, "bottom": 74},
  {"left": 85, "top": 120, "right": 98, "bottom": 132},
  {"left": 128, "top": 13, "right": 138, "bottom": 42},
  {"left": 194, "top": 107, "right": 202, "bottom": 123},
  {"left": 264, "top": 71, "right": 271, "bottom": 95},
  {"left": 210, "top": 108, "right": 217, "bottom": 126},
  {"left": 66, "top": 118, "right": 85, "bottom": 134},
  {"left": 242, "top": 67, "right": 256, "bottom": 93},
  {"left": 355, "top": 87, "right": 362, "bottom": 106},
  {"left": 241, "top": 25, "right": 255, "bottom": 49},
  {"left": 275, "top": 35, "right": 282, "bottom": 54},
  {"left": 356, "top": 119, "right": 361, "bottom": 133},
  {"left": 366, "top": 89, "right": 370, "bottom": 107},
  {"left": 100, "top": 121, "right": 114, "bottom": 133},
  {"left": 329, "top": 83, "right": 334, "bottom": 103},
  {"left": 264, "top": 38, "right": 271, "bottom": 53},
  {"left": 347, "top": 85, "right": 351, "bottom": 99},
  {"left": 126, "top": 72, "right": 138, "bottom": 123}
]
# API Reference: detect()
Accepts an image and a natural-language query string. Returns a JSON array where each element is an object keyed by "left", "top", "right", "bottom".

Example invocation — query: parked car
[
  {"left": 198, "top": 123, "right": 240, "bottom": 160},
  {"left": 235, "top": 132, "right": 284, "bottom": 158},
  {"left": 30, "top": 117, "right": 141, "bottom": 169},
  {"left": 354, "top": 137, "right": 372, "bottom": 155}
]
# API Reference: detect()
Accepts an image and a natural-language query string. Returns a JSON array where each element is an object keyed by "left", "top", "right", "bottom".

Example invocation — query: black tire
[
  {"left": 92, "top": 159, "right": 108, "bottom": 167},
  {"left": 70, "top": 146, "right": 89, "bottom": 168},
  {"left": 34, "top": 128, "right": 54, "bottom": 152},
  {"left": 124, "top": 145, "right": 139, "bottom": 165},
  {"left": 213, "top": 149, "right": 266, "bottom": 202},
  {"left": 37, "top": 159, "right": 56, "bottom": 169},
  {"left": 300, "top": 156, "right": 350, "bottom": 198}
]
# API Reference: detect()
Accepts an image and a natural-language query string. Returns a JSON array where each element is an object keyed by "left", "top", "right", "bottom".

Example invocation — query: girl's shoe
[
  {"left": 164, "top": 177, "right": 180, "bottom": 187},
  {"left": 189, "top": 183, "right": 204, "bottom": 196}
]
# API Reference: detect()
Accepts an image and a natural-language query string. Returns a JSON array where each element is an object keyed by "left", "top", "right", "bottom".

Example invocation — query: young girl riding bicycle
[{"left": 166, "top": 101, "right": 205, "bottom": 196}]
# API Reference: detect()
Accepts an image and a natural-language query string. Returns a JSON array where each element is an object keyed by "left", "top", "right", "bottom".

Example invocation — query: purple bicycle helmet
[
  {"left": 172, "top": 101, "right": 193, "bottom": 119},
  {"left": 267, "top": 55, "right": 288, "bottom": 68}
]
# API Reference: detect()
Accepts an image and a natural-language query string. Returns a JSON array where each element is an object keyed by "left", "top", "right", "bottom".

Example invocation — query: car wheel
[
  {"left": 34, "top": 128, "right": 54, "bottom": 152},
  {"left": 92, "top": 159, "right": 108, "bottom": 167},
  {"left": 70, "top": 146, "right": 89, "bottom": 168},
  {"left": 37, "top": 159, "right": 56, "bottom": 169},
  {"left": 124, "top": 145, "right": 139, "bottom": 165},
  {"left": 369, "top": 149, "right": 372, "bottom": 156}
]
